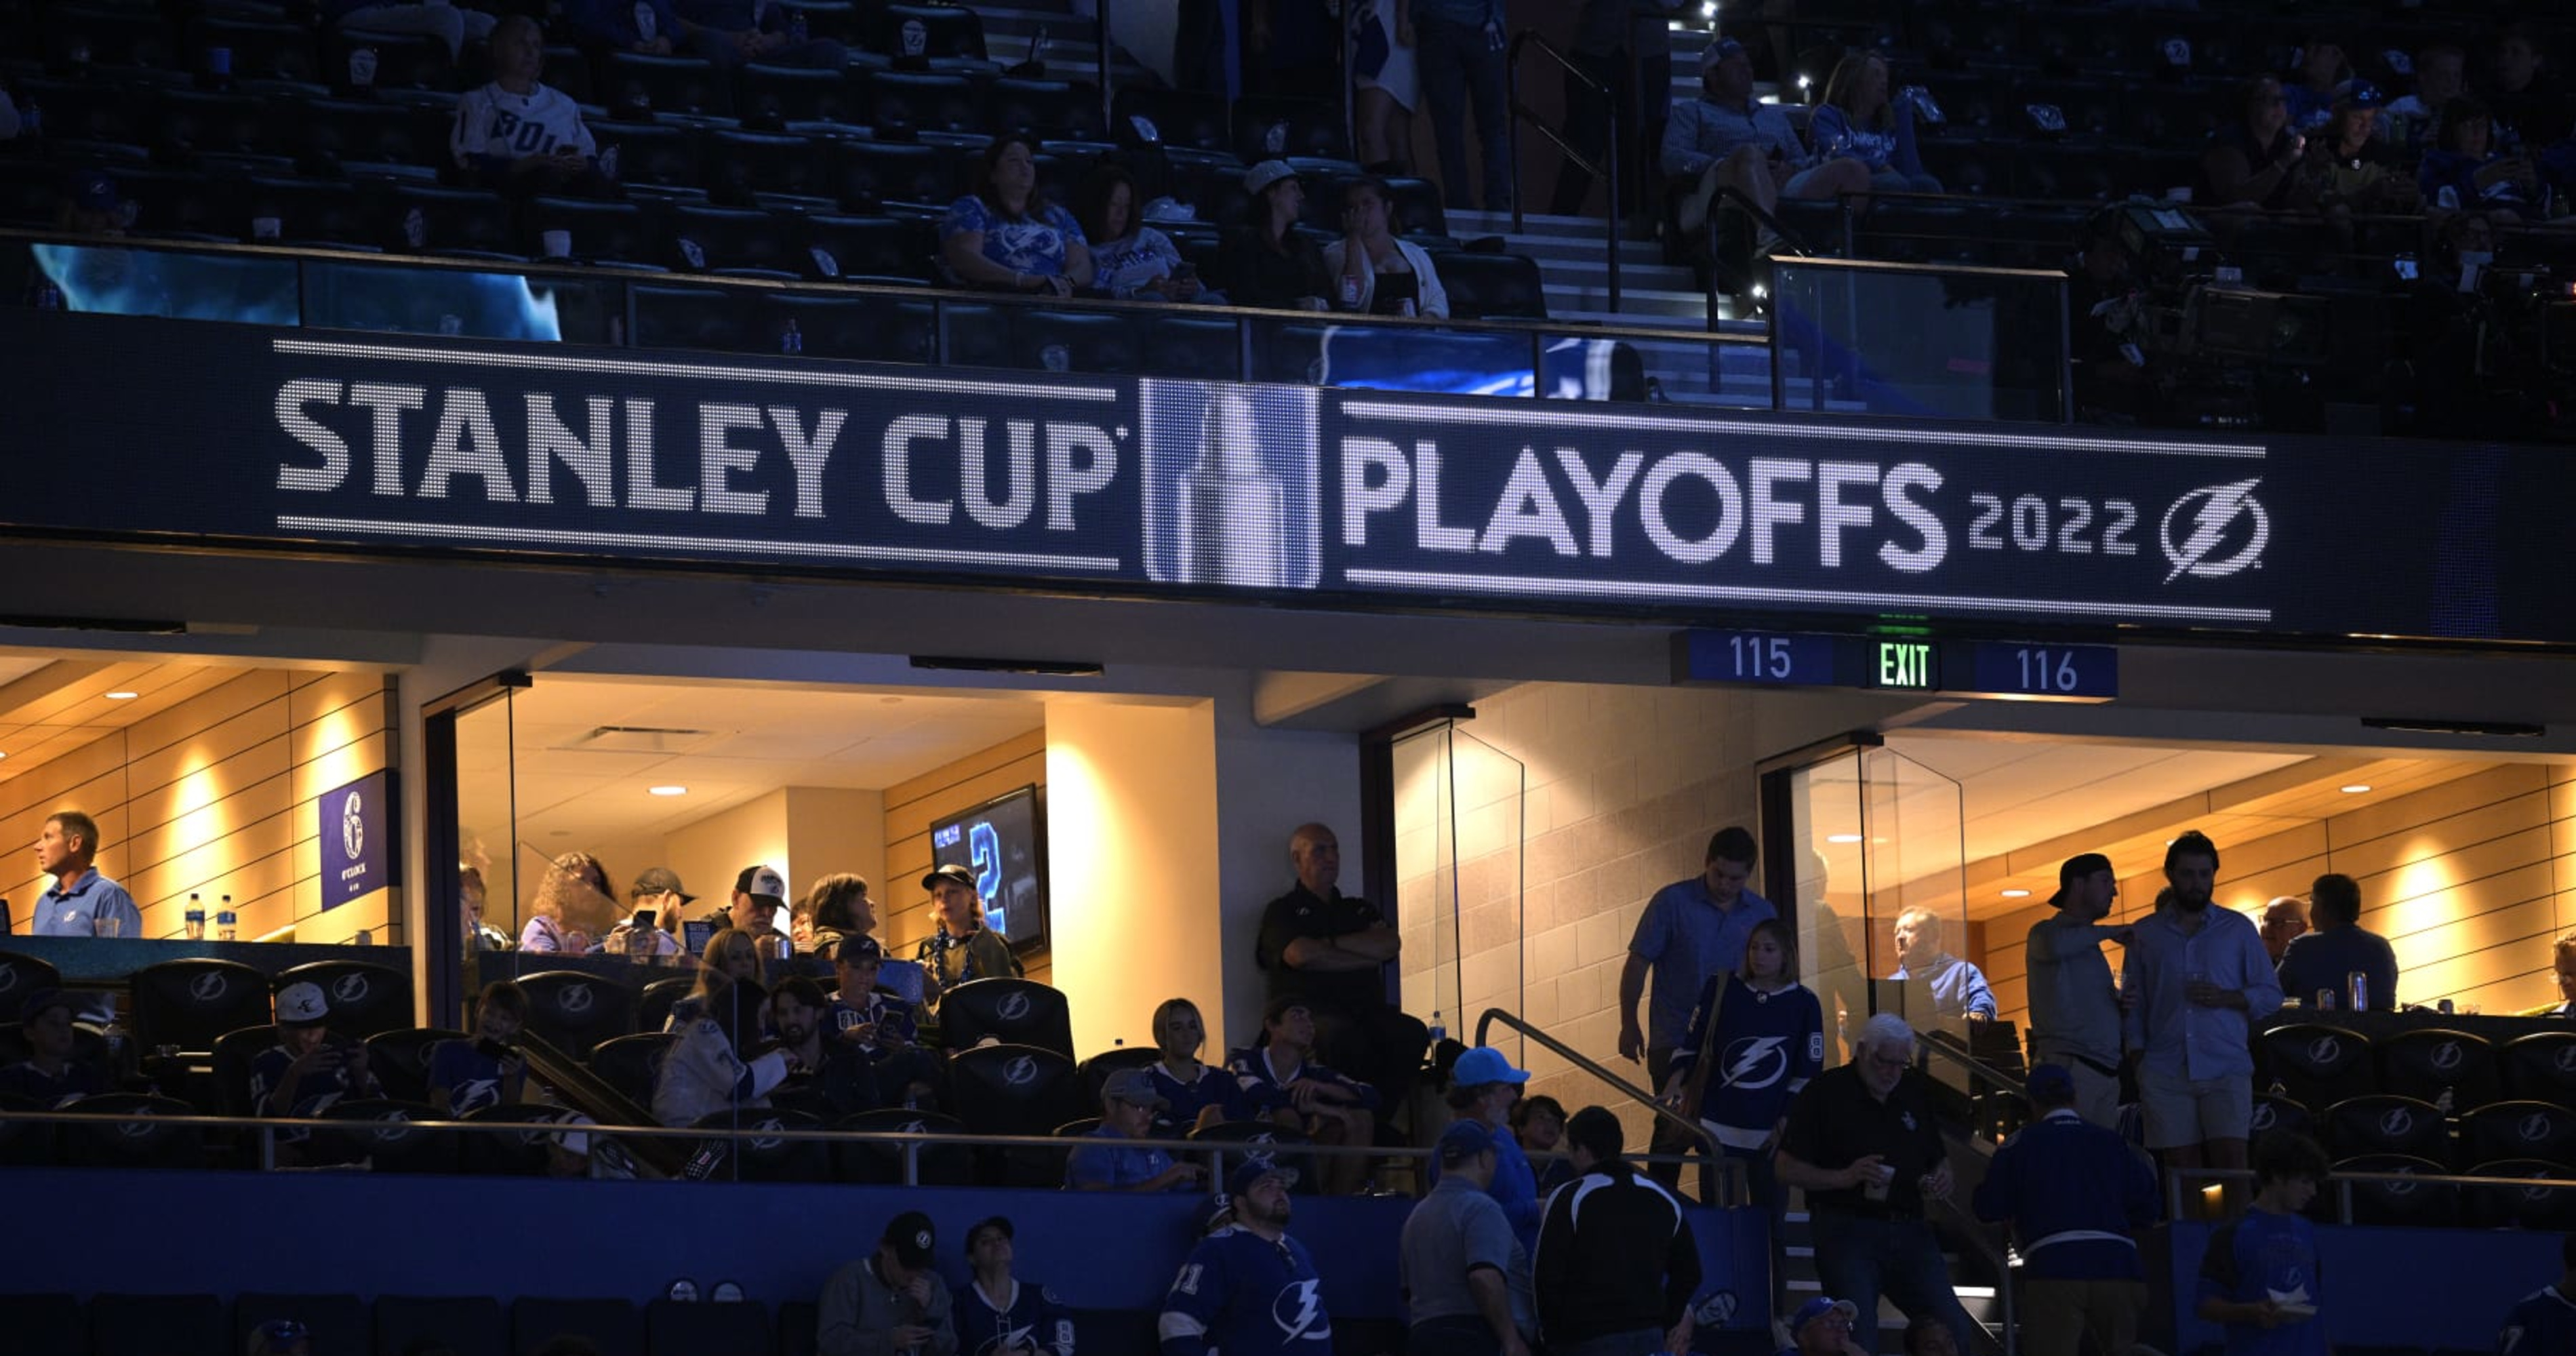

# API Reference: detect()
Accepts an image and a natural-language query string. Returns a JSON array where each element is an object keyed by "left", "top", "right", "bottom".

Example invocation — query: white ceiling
[{"left": 1879, "top": 735, "right": 2309, "bottom": 864}]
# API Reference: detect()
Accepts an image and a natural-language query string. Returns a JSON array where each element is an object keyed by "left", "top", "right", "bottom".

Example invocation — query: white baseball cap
[{"left": 277, "top": 981, "right": 329, "bottom": 1025}]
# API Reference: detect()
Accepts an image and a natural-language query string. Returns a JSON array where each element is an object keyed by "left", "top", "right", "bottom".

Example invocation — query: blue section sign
[
  {"left": 1967, "top": 642, "right": 2118, "bottom": 699},
  {"left": 318, "top": 769, "right": 391, "bottom": 911}
]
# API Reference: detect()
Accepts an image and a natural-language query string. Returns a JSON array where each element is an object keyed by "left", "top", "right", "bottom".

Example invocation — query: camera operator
[
  {"left": 250, "top": 982, "right": 382, "bottom": 1167},
  {"left": 430, "top": 980, "right": 531, "bottom": 1117}
]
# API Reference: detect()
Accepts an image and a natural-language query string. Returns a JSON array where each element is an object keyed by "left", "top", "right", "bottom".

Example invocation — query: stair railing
[
  {"left": 1503, "top": 31, "right": 1621, "bottom": 313},
  {"left": 1474, "top": 1007, "right": 1742, "bottom": 1206},
  {"left": 1913, "top": 1033, "right": 2026, "bottom": 1356}
]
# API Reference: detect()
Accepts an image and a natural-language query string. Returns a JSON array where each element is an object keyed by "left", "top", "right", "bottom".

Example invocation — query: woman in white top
[{"left": 1320, "top": 176, "right": 1449, "bottom": 318}]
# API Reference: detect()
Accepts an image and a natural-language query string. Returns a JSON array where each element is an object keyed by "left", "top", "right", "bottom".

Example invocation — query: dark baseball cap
[
  {"left": 2026, "top": 1063, "right": 2077, "bottom": 1104},
  {"left": 1226, "top": 1157, "right": 1296, "bottom": 1197},
  {"left": 632, "top": 866, "right": 695, "bottom": 902},
  {"left": 832, "top": 934, "right": 885, "bottom": 963},
  {"left": 921, "top": 863, "right": 977, "bottom": 893},
  {"left": 1436, "top": 1119, "right": 1497, "bottom": 1163},
  {"left": 2052, "top": 852, "right": 2114, "bottom": 904},
  {"left": 884, "top": 1210, "right": 935, "bottom": 1269},
  {"left": 17, "top": 988, "right": 79, "bottom": 1024}
]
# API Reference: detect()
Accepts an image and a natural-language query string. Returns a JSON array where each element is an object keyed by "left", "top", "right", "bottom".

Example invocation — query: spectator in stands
[
  {"left": 1403, "top": 1118, "right": 1535, "bottom": 1356},
  {"left": 2122, "top": 831, "right": 2280, "bottom": 1193},
  {"left": 1068, "top": 1067, "right": 1207, "bottom": 1192},
  {"left": 2497, "top": 1233, "right": 2576, "bottom": 1356},
  {"left": 1659, "top": 40, "right": 1872, "bottom": 244},
  {"left": 2553, "top": 932, "right": 2576, "bottom": 1016},
  {"left": 1971, "top": 1064, "right": 2160, "bottom": 1356},
  {"left": 1349, "top": 0, "right": 1417, "bottom": 170},
  {"left": 1438, "top": 1047, "right": 1541, "bottom": 1253},
  {"left": 1508, "top": 1094, "right": 1571, "bottom": 1195},
  {"left": 941, "top": 136, "right": 1095, "bottom": 298},
  {"left": 1230, "top": 996, "right": 1379, "bottom": 1194},
  {"left": 2024, "top": 854, "right": 2131, "bottom": 1129},
  {"left": 54, "top": 173, "right": 129, "bottom": 239},
  {"left": 523, "top": 851, "right": 615, "bottom": 953},
  {"left": 723, "top": 864, "right": 789, "bottom": 940},
  {"left": 1254, "top": 822, "right": 1426, "bottom": 1122},
  {"left": 1902, "top": 1317, "right": 1958, "bottom": 1356},
  {"left": 1409, "top": 0, "right": 1510, "bottom": 212},
  {"left": 2276, "top": 873, "right": 2398, "bottom": 1010},
  {"left": 0, "top": 989, "right": 106, "bottom": 1106},
  {"left": 1811, "top": 54, "right": 1944, "bottom": 195},
  {"left": 326, "top": 0, "right": 496, "bottom": 63},
  {"left": 1323, "top": 176, "right": 1449, "bottom": 317},
  {"left": 428, "top": 980, "right": 529, "bottom": 1117},
  {"left": 2195, "top": 1132, "right": 2331, "bottom": 1351},
  {"left": 461, "top": 866, "right": 512, "bottom": 951},
  {"left": 252, "top": 981, "right": 381, "bottom": 1165},
  {"left": 31, "top": 810, "right": 140, "bottom": 938},
  {"left": 1532, "top": 1106, "right": 1702, "bottom": 1356},
  {"left": 1622, "top": 825, "right": 1773, "bottom": 1187},
  {"left": 2258, "top": 896, "right": 2308, "bottom": 965},
  {"left": 1161, "top": 1159, "right": 1333, "bottom": 1356},
  {"left": 805, "top": 872, "right": 876, "bottom": 959},
  {"left": 1782, "top": 1298, "right": 1867, "bottom": 1356},
  {"left": 2205, "top": 77, "right": 2313, "bottom": 211},
  {"left": 1149, "top": 996, "right": 1270, "bottom": 1132},
  {"left": 771, "top": 974, "right": 881, "bottom": 1117},
  {"left": 790, "top": 896, "right": 818, "bottom": 954},
  {"left": 451, "top": 17, "right": 609, "bottom": 197},
  {"left": 958, "top": 1216, "right": 1075, "bottom": 1356},
  {"left": 830, "top": 936, "right": 942, "bottom": 1109},
  {"left": 1547, "top": 0, "right": 1625, "bottom": 218},
  {"left": 2420, "top": 97, "right": 2542, "bottom": 220},
  {"left": 917, "top": 864, "right": 1024, "bottom": 1005},
  {"left": 2383, "top": 45, "right": 2468, "bottom": 157},
  {"left": 652, "top": 975, "right": 788, "bottom": 1126},
  {"left": 1075, "top": 163, "right": 1205, "bottom": 302},
  {"left": 1888, "top": 909, "right": 1997, "bottom": 1022},
  {"left": 1775, "top": 1012, "right": 1976, "bottom": 1356},
  {"left": 564, "top": 0, "right": 679, "bottom": 56},
  {"left": 2487, "top": 23, "right": 2574, "bottom": 152},
  {"left": 666, "top": 925, "right": 762, "bottom": 1031},
  {"left": 670, "top": 0, "right": 847, "bottom": 69},
  {"left": 605, "top": 866, "right": 691, "bottom": 959},
  {"left": 821, "top": 1210, "right": 959, "bottom": 1356},
  {"left": 1223, "top": 161, "right": 1334, "bottom": 310},
  {"left": 1662, "top": 917, "right": 1819, "bottom": 1314},
  {"left": 2280, "top": 35, "right": 2352, "bottom": 134}
]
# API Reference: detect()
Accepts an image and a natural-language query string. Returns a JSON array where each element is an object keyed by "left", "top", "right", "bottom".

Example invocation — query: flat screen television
[{"left": 929, "top": 784, "right": 1049, "bottom": 953}]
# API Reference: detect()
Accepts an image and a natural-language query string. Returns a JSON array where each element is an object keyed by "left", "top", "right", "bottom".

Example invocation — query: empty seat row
[
  {"left": 2249, "top": 1092, "right": 2576, "bottom": 1172},
  {"left": 2257, "top": 1024, "right": 2576, "bottom": 1113},
  {"left": 0, "top": 951, "right": 412, "bottom": 1050}
]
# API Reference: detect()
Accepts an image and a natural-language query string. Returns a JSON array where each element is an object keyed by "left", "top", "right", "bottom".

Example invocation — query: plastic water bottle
[
  {"left": 1426, "top": 1011, "right": 1447, "bottom": 1045},
  {"left": 185, "top": 893, "right": 206, "bottom": 941},
  {"left": 216, "top": 896, "right": 238, "bottom": 942}
]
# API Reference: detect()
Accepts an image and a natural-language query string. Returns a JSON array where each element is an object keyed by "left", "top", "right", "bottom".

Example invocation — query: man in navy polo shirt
[
  {"left": 2275, "top": 874, "right": 2398, "bottom": 1010},
  {"left": 1972, "top": 1064, "right": 2160, "bottom": 1356},
  {"left": 1620, "top": 825, "right": 1773, "bottom": 1183},
  {"left": 1069, "top": 1068, "right": 1207, "bottom": 1193},
  {"left": 32, "top": 810, "right": 141, "bottom": 938}
]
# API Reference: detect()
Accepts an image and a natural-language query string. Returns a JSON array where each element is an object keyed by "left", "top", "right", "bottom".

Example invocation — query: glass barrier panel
[
  {"left": 1771, "top": 256, "right": 2070, "bottom": 422},
  {"left": 302, "top": 257, "right": 622, "bottom": 343},
  {"left": 16, "top": 239, "right": 300, "bottom": 323}
]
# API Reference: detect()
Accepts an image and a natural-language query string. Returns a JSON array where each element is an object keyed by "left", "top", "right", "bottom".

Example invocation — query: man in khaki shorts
[{"left": 2120, "top": 831, "right": 2281, "bottom": 1210}]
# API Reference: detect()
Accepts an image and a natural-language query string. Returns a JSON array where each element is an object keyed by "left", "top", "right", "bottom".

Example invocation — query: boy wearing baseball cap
[
  {"left": 249, "top": 981, "right": 380, "bottom": 1165},
  {"left": 820, "top": 1210, "right": 957, "bottom": 1356},
  {"left": 0, "top": 989, "right": 107, "bottom": 1106}
]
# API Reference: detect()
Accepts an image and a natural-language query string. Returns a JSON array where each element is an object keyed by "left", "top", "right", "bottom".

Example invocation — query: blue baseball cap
[
  {"left": 1226, "top": 1156, "right": 1296, "bottom": 1198},
  {"left": 2027, "top": 1063, "right": 2077, "bottom": 1104},
  {"left": 1437, "top": 1119, "right": 1497, "bottom": 1163},
  {"left": 1703, "top": 37, "right": 1747, "bottom": 66},
  {"left": 1450, "top": 1046, "right": 1530, "bottom": 1088},
  {"left": 1790, "top": 1298, "right": 1859, "bottom": 1334}
]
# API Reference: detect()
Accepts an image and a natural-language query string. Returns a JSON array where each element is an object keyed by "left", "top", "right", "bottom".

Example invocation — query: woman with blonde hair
[
  {"left": 664, "top": 926, "right": 763, "bottom": 1032},
  {"left": 520, "top": 851, "right": 616, "bottom": 953},
  {"left": 1809, "top": 51, "right": 1942, "bottom": 194}
]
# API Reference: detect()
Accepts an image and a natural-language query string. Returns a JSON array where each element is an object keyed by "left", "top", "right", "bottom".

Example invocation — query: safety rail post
[{"left": 1504, "top": 30, "right": 1621, "bottom": 314}]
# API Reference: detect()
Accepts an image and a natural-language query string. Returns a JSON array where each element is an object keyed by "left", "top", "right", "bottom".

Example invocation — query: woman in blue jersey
[
  {"left": 1148, "top": 997, "right": 1277, "bottom": 1134},
  {"left": 1663, "top": 918, "right": 1822, "bottom": 1314}
]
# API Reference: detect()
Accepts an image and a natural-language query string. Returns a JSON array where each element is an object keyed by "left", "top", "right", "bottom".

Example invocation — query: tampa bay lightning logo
[
  {"left": 2378, "top": 1107, "right": 2413, "bottom": 1139},
  {"left": 999, "top": 992, "right": 1033, "bottom": 1022},
  {"left": 2250, "top": 1102, "right": 2277, "bottom": 1132},
  {"left": 0, "top": 965, "right": 18, "bottom": 994},
  {"left": 1719, "top": 1037, "right": 1790, "bottom": 1091},
  {"left": 2520, "top": 1112, "right": 2556, "bottom": 1144},
  {"left": 190, "top": 972, "right": 229, "bottom": 1002},
  {"left": 2305, "top": 1035, "right": 2342, "bottom": 1067},
  {"left": 559, "top": 983, "right": 595, "bottom": 1015},
  {"left": 1271, "top": 1279, "right": 1330, "bottom": 1343},
  {"left": 332, "top": 974, "right": 371, "bottom": 1005},
  {"left": 1004, "top": 1055, "right": 1038, "bottom": 1086},
  {"left": 2430, "top": 1041, "right": 2463, "bottom": 1071},
  {"left": 2160, "top": 479, "right": 2268, "bottom": 583}
]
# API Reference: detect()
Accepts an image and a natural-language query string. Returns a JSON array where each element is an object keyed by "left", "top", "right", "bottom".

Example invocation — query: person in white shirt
[
  {"left": 652, "top": 976, "right": 790, "bottom": 1127},
  {"left": 451, "top": 16, "right": 606, "bottom": 194}
]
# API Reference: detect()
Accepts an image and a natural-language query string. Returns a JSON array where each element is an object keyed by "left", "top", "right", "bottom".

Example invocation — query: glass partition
[
  {"left": 1771, "top": 255, "right": 2072, "bottom": 422},
  {"left": 1392, "top": 721, "right": 1526, "bottom": 1064},
  {"left": 451, "top": 689, "right": 517, "bottom": 970}
]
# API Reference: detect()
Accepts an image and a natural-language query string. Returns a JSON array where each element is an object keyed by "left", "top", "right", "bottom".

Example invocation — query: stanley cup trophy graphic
[{"left": 1142, "top": 380, "right": 1320, "bottom": 589}]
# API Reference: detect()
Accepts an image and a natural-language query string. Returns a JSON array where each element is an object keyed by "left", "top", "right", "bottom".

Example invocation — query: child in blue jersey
[
  {"left": 959, "top": 1216, "right": 1076, "bottom": 1356},
  {"left": 250, "top": 981, "right": 382, "bottom": 1167},
  {"left": 1148, "top": 997, "right": 1281, "bottom": 1134},
  {"left": 1663, "top": 919, "right": 1822, "bottom": 1315},
  {"left": 1228, "top": 997, "right": 1379, "bottom": 1193},
  {"left": 830, "top": 936, "right": 942, "bottom": 1109},
  {"left": 428, "top": 980, "right": 529, "bottom": 1117},
  {"left": 1161, "top": 1160, "right": 1334, "bottom": 1356},
  {"left": 2196, "top": 1133, "right": 2331, "bottom": 1356},
  {"left": 2498, "top": 1234, "right": 2576, "bottom": 1356}
]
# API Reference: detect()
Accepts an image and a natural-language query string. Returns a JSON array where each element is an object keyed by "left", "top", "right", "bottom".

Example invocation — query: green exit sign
[{"left": 1875, "top": 641, "right": 1938, "bottom": 690}]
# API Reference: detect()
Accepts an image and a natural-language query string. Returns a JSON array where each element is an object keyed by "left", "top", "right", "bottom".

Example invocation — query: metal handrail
[
  {"left": 1502, "top": 29, "right": 1621, "bottom": 313},
  {"left": 2167, "top": 1163, "right": 2576, "bottom": 1227},
  {"left": 1915, "top": 1029, "right": 2031, "bottom": 1101},
  {"left": 1908, "top": 1033, "right": 2027, "bottom": 1356},
  {"left": 1472, "top": 1006, "right": 1741, "bottom": 1206}
]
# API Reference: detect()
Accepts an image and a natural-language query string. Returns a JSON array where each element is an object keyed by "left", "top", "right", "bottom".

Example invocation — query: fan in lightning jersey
[
  {"left": 959, "top": 1217, "right": 1076, "bottom": 1356},
  {"left": 449, "top": 16, "right": 599, "bottom": 185},
  {"left": 1664, "top": 919, "right": 1824, "bottom": 1155},
  {"left": 1161, "top": 1161, "right": 1334, "bottom": 1356}
]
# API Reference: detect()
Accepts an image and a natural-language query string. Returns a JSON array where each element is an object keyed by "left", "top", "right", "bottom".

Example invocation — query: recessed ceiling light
[
  {"left": 2001, "top": 888, "right": 2032, "bottom": 898},
  {"left": 1826, "top": 833, "right": 1863, "bottom": 844},
  {"left": 2338, "top": 784, "right": 2372, "bottom": 794},
  {"left": 104, "top": 691, "right": 139, "bottom": 700},
  {"left": 647, "top": 785, "right": 689, "bottom": 797}
]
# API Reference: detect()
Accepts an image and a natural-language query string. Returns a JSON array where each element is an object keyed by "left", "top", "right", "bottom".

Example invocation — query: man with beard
[
  {"left": 2122, "top": 832, "right": 2280, "bottom": 1193},
  {"left": 1160, "top": 1160, "right": 1333, "bottom": 1356},
  {"left": 772, "top": 976, "right": 882, "bottom": 1117}
]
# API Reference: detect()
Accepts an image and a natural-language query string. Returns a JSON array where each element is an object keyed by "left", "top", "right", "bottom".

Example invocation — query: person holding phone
[
  {"left": 250, "top": 981, "right": 382, "bottom": 1166},
  {"left": 607, "top": 866, "right": 691, "bottom": 960},
  {"left": 429, "top": 980, "right": 530, "bottom": 1117}
]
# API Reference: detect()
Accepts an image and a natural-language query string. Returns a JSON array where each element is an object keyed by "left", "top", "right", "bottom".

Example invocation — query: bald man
[{"left": 1255, "top": 822, "right": 1428, "bottom": 1117}]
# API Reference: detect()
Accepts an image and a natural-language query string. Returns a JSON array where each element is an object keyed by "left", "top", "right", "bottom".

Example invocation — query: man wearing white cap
[
  {"left": 727, "top": 864, "right": 790, "bottom": 938},
  {"left": 1779, "top": 1298, "right": 1867, "bottom": 1356},
  {"left": 249, "top": 981, "right": 379, "bottom": 1165}
]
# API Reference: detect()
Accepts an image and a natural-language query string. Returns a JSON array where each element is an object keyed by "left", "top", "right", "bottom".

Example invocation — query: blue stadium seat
[
  {"left": 130, "top": 958, "right": 271, "bottom": 1054},
  {"left": 2376, "top": 1029, "right": 2501, "bottom": 1111},
  {"left": 61, "top": 1093, "right": 205, "bottom": 1169},
  {"left": 603, "top": 51, "right": 733, "bottom": 119},
  {"left": 2463, "top": 1159, "right": 2576, "bottom": 1232},
  {"left": 1144, "top": 315, "right": 1241, "bottom": 381},
  {"left": 1437, "top": 251, "right": 1548, "bottom": 320},
  {"left": 668, "top": 202, "right": 800, "bottom": 273},
  {"left": 1232, "top": 96, "right": 1348, "bottom": 163},
  {"left": 460, "top": 1102, "right": 565, "bottom": 1177},
  {"left": 276, "top": 960, "right": 412, "bottom": 1039},
  {"left": 799, "top": 212, "right": 935, "bottom": 282},
  {"left": 191, "top": 15, "right": 318, "bottom": 85},
  {"left": 92, "top": 1295, "right": 224, "bottom": 1356},
  {"left": 2258, "top": 1022, "right": 2376, "bottom": 1109},
  {"left": 738, "top": 61, "right": 864, "bottom": 130},
  {"left": 515, "top": 1298, "right": 643, "bottom": 1356},
  {"left": 377, "top": 1295, "right": 508, "bottom": 1356},
  {"left": 211, "top": 1024, "right": 277, "bottom": 1119},
  {"left": 636, "top": 976, "right": 698, "bottom": 1035},
  {"left": 868, "top": 69, "right": 987, "bottom": 140},
  {"left": 364, "top": 1027, "right": 466, "bottom": 1106},
  {"left": 317, "top": 1098, "right": 458, "bottom": 1173},
  {"left": 2333, "top": 1153, "right": 2460, "bottom": 1229},
  {"left": 776, "top": 0, "right": 861, "bottom": 43},
  {"left": 2459, "top": 1100, "right": 2576, "bottom": 1170},
  {"left": 590, "top": 1031, "right": 677, "bottom": 1109},
  {"left": 588, "top": 119, "right": 706, "bottom": 194},
  {"left": 706, "top": 128, "right": 834, "bottom": 204},
  {"left": 388, "top": 183, "right": 519, "bottom": 257},
  {"left": 647, "top": 1297, "right": 773, "bottom": 1356},
  {"left": 2248, "top": 1091, "right": 2312, "bottom": 1144},
  {"left": 769, "top": 292, "right": 939, "bottom": 363},
  {"left": 2320, "top": 1094, "right": 2449, "bottom": 1164},
  {"left": 20, "top": 75, "right": 163, "bottom": 146},
  {"left": 529, "top": 193, "right": 658, "bottom": 261},
  {"left": 991, "top": 77, "right": 1106, "bottom": 143},
  {"left": 1113, "top": 86, "right": 1231, "bottom": 156},
  {"left": 939, "top": 978, "right": 1077, "bottom": 1054},
  {"left": 289, "top": 96, "right": 437, "bottom": 170},
  {"left": 328, "top": 27, "right": 456, "bottom": 95},
  {"left": 950, "top": 1043, "right": 1082, "bottom": 1140},
  {"left": 873, "top": 3, "right": 988, "bottom": 64},
  {"left": 510, "top": 970, "right": 638, "bottom": 1058},
  {"left": 1076, "top": 1045, "right": 1163, "bottom": 1108},
  {"left": 691, "top": 1106, "right": 832, "bottom": 1182},
  {"left": 2500, "top": 1033, "right": 2576, "bottom": 1105},
  {"left": 238, "top": 1293, "right": 369, "bottom": 1356},
  {"left": 832, "top": 138, "right": 952, "bottom": 212},
  {"left": 43, "top": 5, "right": 182, "bottom": 72},
  {"left": 832, "top": 1108, "right": 975, "bottom": 1185}
]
